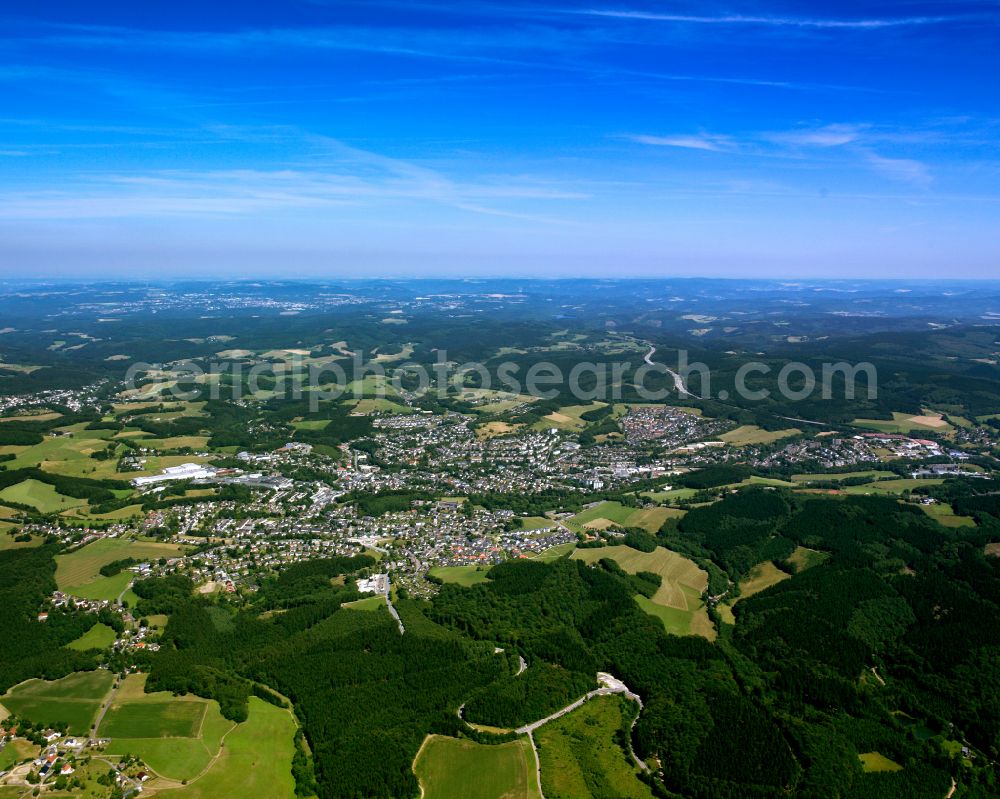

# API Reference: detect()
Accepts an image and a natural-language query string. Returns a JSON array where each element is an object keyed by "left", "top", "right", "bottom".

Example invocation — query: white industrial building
[{"left": 131, "top": 462, "right": 218, "bottom": 487}]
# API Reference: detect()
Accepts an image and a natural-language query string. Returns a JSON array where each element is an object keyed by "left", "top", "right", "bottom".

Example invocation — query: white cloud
[
  {"left": 766, "top": 124, "right": 865, "bottom": 147},
  {"left": 626, "top": 134, "right": 730, "bottom": 151},
  {"left": 865, "top": 152, "right": 933, "bottom": 188},
  {"left": 581, "top": 9, "right": 965, "bottom": 29}
]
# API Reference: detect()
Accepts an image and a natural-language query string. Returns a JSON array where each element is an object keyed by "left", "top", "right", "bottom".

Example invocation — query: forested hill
[{"left": 6, "top": 486, "right": 1000, "bottom": 798}]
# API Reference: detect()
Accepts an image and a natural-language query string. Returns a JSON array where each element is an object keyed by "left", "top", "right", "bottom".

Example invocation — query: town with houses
[{"left": 2, "top": 365, "right": 998, "bottom": 793}]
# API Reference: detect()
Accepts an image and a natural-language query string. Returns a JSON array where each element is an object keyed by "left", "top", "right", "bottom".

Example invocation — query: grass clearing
[
  {"left": 1, "top": 670, "right": 114, "bottom": 734},
  {"left": 0, "top": 479, "right": 86, "bottom": 513},
  {"left": 533, "top": 403, "right": 606, "bottom": 432},
  {"left": 788, "top": 546, "right": 830, "bottom": 572},
  {"left": 719, "top": 562, "right": 791, "bottom": 624},
  {"left": 67, "top": 623, "right": 118, "bottom": 651},
  {"left": 102, "top": 674, "right": 234, "bottom": 781},
  {"left": 920, "top": 502, "right": 977, "bottom": 528},
  {"left": 572, "top": 545, "right": 714, "bottom": 639},
  {"left": 101, "top": 700, "right": 206, "bottom": 739},
  {"left": 858, "top": 752, "right": 904, "bottom": 773},
  {"left": 851, "top": 411, "right": 954, "bottom": 434},
  {"left": 719, "top": 426, "right": 800, "bottom": 446},
  {"left": 531, "top": 542, "right": 577, "bottom": 562},
  {"left": 341, "top": 595, "right": 387, "bottom": 611},
  {"left": 349, "top": 397, "right": 413, "bottom": 415},
  {"left": 56, "top": 537, "right": 185, "bottom": 591},
  {"left": 565, "top": 501, "right": 678, "bottom": 534},
  {"left": 428, "top": 565, "right": 492, "bottom": 586},
  {"left": 536, "top": 694, "right": 652, "bottom": 799},
  {"left": 153, "top": 698, "right": 297, "bottom": 799},
  {"left": 476, "top": 421, "right": 524, "bottom": 439},
  {"left": 413, "top": 734, "right": 540, "bottom": 799},
  {"left": 842, "top": 478, "right": 944, "bottom": 496},
  {"left": 0, "top": 738, "right": 35, "bottom": 771},
  {"left": 790, "top": 470, "right": 896, "bottom": 483}
]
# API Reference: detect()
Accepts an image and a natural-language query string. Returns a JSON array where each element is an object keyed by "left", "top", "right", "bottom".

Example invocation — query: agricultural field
[
  {"left": 55, "top": 537, "right": 186, "bottom": 597},
  {"left": 0, "top": 530, "right": 41, "bottom": 551},
  {"left": 719, "top": 425, "right": 801, "bottom": 446},
  {"left": 718, "top": 562, "right": 791, "bottom": 625},
  {"left": 349, "top": 397, "right": 413, "bottom": 415},
  {"left": 460, "top": 388, "right": 537, "bottom": 415},
  {"left": 428, "top": 565, "right": 492, "bottom": 586},
  {"left": 0, "top": 479, "right": 86, "bottom": 513},
  {"left": 850, "top": 411, "right": 953, "bottom": 434},
  {"left": 412, "top": 734, "right": 540, "bottom": 799},
  {"left": 519, "top": 516, "right": 555, "bottom": 530},
  {"left": 640, "top": 487, "right": 699, "bottom": 503},
  {"left": 67, "top": 623, "right": 117, "bottom": 651},
  {"left": 291, "top": 418, "right": 330, "bottom": 430},
  {"left": 572, "top": 545, "right": 714, "bottom": 639},
  {"left": 535, "top": 694, "right": 652, "bottom": 799},
  {"left": 137, "top": 435, "right": 211, "bottom": 451},
  {"left": 564, "top": 501, "right": 680, "bottom": 534},
  {"left": 790, "top": 470, "right": 896, "bottom": 483},
  {"left": 531, "top": 542, "right": 577, "bottom": 562},
  {"left": 476, "top": 421, "right": 523, "bottom": 439},
  {"left": 0, "top": 738, "right": 35, "bottom": 771},
  {"left": 1, "top": 670, "right": 114, "bottom": 735},
  {"left": 101, "top": 674, "right": 235, "bottom": 782},
  {"left": 842, "top": 478, "right": 944, "bottom": 496},
  {"left": 533, "top": 403, "right": 606, "bottom": 432},
  {"left": 153, "top": 698, "right": 298, "bottom": 799},
  {"left": 340, "top": 595, "right": 387, "bottom": 611},
  {"left": 920, "top": 502, "right": 977, "bottom": 528}
]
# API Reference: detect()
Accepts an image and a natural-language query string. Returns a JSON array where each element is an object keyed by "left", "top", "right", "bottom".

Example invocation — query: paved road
[
  {"left": 115, "top": 579, "right": 134, "bottom": 607},
  {"left": 517, "top": 673, "right": 648, "bottom": 799},
  {"left": 644, "top": 346, "right": 690, "bottom": 397},
  {"left": 384, "top": 578, "right": 405, "bottom": 634}
]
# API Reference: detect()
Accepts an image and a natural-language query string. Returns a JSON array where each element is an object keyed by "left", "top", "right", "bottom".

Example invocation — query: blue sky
[{"left": 1, "top": 1, "right": 998, "bottom": 278}]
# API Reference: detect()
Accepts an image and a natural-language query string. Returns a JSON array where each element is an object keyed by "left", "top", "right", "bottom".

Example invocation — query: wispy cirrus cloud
[
  {"left": 764, "top": 124, "right": 866, "bottom": 147},
  {"left": 580, "top": 9, "right": 972, "bottom": 29},
  {"left": 0, "top": 135, "right": 588, "bottom": 221},
  {"left": 627, "top": 122, "right": 936, "bottom": 188},
  {"left": 625, "top": 133, "right": 731, "bottom": 151},
  {"left": 864, "top": 152, "right": 934, "bottom": 188}
]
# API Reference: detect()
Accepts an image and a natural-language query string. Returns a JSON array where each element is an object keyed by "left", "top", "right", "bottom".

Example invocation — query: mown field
[
  {"left": 153, "top": 698, "right": 297, "bottom": 799},
  {"left": 412, "top": 734, "right": 540, "bottom": 799},
  {"left": 535, "top": 694, "right": 652, "bottom": 799},
  {"left": 102, "top": 675, "right": 234, "bottom": 782},
  {"left": 340, "top": 595, "right": 387, "bottom": 611},
  {"left": 565, "top": 501, "right": 682, "bottom": 534},
  {"left": 919, "top": 502, "right": 977, "bottom": 528},
  {"left": 572, "top": 545, "right": 714, "bottom": 639},
  {"left": 859, "top": 751, "right": 904, "bottom": 773},
  {"left": 67, "top": 622, "right": 118, "bottom": 651},
  {"left": 531, "top": 542, "right": 577, "bottom": 562},
  {"left": 55, "top": 537, "right": 186, "bottom": 598},
  {"left": 1, "top": 670, "right": 114, "bottom": 734},
  {"left": 428, "top": 565, "right": 492, "bottom": 587},
  {"left": 718, "top": 561, "right": 792, "bottom": 625},
  {"left": 718, "top": 425, "right": 800, "bottom": 446},
  {"left": 850, "top": 411, "right": 953, "bottom": 434},
  {"left": 0, "top": 479, "right": 86, "bottom": 513},
  {"left": 533, "top": 402, "right": 607, "bottom": 432}
]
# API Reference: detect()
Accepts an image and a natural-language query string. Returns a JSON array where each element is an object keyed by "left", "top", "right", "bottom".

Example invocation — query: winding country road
[
  {"left": 644, "top": 346, "right": 690, "bottom": 397},
  {"left": 516, "top": 673, "right": 648, "bottom": 799},
  {"left": 384, "top": 577, "right": 405, "bottom": 634}
]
